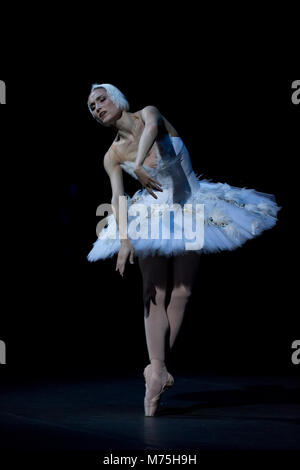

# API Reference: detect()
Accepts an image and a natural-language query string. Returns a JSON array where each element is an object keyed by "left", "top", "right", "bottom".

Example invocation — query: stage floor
[{"left": 0, "top": 372, "right": 299, "bottom": 463}]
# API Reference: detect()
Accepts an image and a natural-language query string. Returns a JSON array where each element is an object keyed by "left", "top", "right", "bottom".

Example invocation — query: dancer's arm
[
  {"left": 134, "top": 106, "right": 190, "bottom": 202},
  {"left": 133, "top": 106, "right": 163, "bottom": 198},
  {"left": 104, "top": 151, "right": 127, "bottom": 237},
  {"left": 135, "top": 106, "right": 162, "bottom": 167},
  {"left": 104, "top": 151, "right": 134, "bottom": 276}
]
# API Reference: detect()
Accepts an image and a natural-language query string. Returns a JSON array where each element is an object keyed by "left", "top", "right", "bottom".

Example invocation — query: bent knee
[
  {"left": 171, "top": 284, "right": 192, "bottom": 300},
  {"left": 143, "top": 284, "right": 166, "bottom": 308}
]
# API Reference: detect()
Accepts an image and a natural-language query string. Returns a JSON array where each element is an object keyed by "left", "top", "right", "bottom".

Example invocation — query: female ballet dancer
[{"left": 87, "top": 83, "right": 280, "bottom": 417}]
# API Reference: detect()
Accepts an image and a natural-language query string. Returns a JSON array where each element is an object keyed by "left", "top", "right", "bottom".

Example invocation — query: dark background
[{"left": 0, "top": 62, "right": 299, "bottom": 383}]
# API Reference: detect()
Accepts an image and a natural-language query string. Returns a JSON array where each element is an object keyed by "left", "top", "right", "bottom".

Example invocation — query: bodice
[{"left": 120, "top": 136, "right": 200, "bottom": 201}]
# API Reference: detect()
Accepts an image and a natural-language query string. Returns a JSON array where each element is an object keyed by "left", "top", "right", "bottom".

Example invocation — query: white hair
[{"left": 88, "top": 83, "right": 130, "bottom": 115}]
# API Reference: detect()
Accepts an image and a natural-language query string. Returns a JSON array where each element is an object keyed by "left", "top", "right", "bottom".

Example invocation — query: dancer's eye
[{"left": 89, "top": 96, "right": 105, "bottom": 111}]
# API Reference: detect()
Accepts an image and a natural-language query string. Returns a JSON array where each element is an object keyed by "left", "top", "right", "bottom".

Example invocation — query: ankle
[{"left": 150, "top": 359, "right": 167, "bottom": 373}]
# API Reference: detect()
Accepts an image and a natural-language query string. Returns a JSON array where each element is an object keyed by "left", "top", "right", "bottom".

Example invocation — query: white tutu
[{"left": 87, "top": 136, "right": 280, "bottom": 261}]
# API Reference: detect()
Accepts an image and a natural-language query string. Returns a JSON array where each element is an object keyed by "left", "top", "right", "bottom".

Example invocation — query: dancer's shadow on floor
[{"left": 158, "top": 385, "right": 300, "bottom": 419}]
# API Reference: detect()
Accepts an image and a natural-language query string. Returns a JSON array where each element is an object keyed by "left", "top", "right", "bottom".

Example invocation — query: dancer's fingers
[
  {"left": 150, "top": 177, "right": 162, "bottom": 187},
  {"left": 148, "top": 179, "right": 163, "bottom": 192},
  {"left": 147, "top": 188, "right": 158, "bottom": 199},
  {"left": 116, "top": 259, "right": 124, "bottom": 276}
]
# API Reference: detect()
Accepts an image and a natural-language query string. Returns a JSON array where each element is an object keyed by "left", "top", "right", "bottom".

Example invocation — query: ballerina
[{"left": 87, "top": 83, "right": 280, "bottom": 416}]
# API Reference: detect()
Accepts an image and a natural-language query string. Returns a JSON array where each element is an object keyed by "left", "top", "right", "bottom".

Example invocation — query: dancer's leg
[
  {"left": 166, "top": 252, "right": 201, "bottom": 350},
  {"left": 138, "top": 255, "right": 173, "bottom": 405},
  {"left": 138, "top": 255, "right": 170, "bottom": 367}
]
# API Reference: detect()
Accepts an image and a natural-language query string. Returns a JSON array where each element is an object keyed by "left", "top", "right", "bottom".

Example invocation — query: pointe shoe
[
  {"left": 143, "top": 364, "right": 174, "bottom": 417},
  {"left": 143, "top": 364, "right": 152, "bottom": 383}
]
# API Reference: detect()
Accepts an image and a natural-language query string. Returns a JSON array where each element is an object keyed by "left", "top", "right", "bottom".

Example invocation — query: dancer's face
[{"left": 88, "top": 88, "right": 122, "bottom": 126}]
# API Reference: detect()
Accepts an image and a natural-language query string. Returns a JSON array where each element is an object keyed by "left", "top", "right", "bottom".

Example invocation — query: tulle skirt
[{"left": 87, "top": 175, "right": 280, "bottom": 261}]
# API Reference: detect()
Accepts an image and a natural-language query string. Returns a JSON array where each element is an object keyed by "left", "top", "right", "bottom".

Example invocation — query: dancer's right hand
[{"left": 116, "top": 239, "right": 134, "bottom": 277}]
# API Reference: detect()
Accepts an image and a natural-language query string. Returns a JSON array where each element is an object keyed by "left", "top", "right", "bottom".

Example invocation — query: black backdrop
[{"left": 0, "top": 64, "right": 298, "bottom": 383}]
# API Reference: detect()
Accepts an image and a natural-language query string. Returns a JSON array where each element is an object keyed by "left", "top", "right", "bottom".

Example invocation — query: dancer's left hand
[
  {"left": 116, "top": 239, "right": 134, "bottom": 277},
  {"left": 133, "top": 166, "right": 163, "bottom": 199}
]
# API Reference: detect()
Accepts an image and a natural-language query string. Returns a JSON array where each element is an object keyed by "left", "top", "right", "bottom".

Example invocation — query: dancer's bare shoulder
[{"left": 139, "top": 106, "right": 179, "bottom": 137}]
